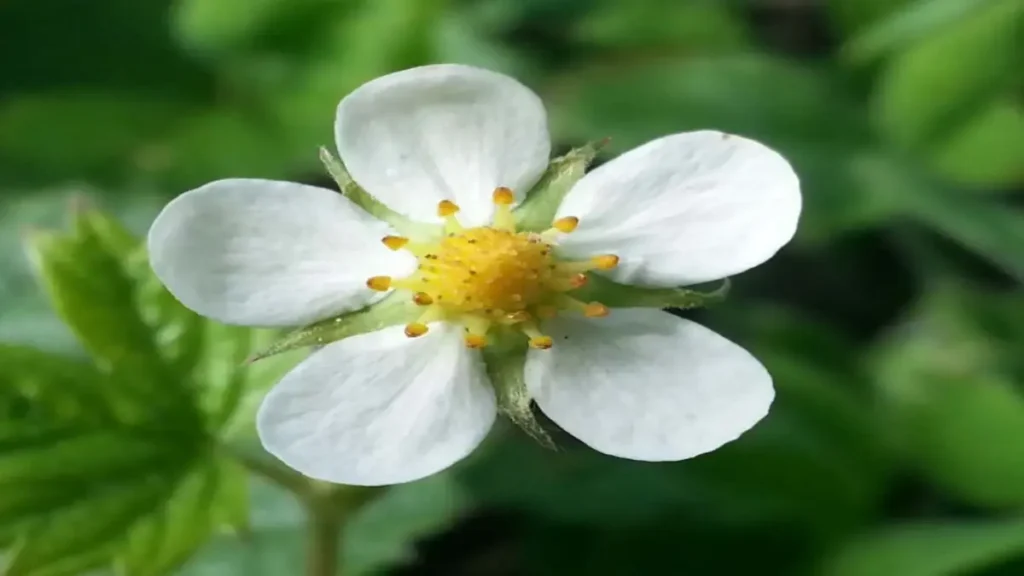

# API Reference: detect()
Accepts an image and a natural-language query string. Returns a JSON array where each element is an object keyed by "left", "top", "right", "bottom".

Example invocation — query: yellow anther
[
  {"left": 381, "top": 235, "right": 409, "bottom": 251},
  {"left": 404, "top": 323, "right": 428, "bottom": 338},
  {"left": 592, "top": 254, "right": 619, "bottom": 270},
  {"left": 438, "top": 200, "right": 464, "bottom": 234},
  {"left": 460, "top": 316, "right": 491, "bottom": 348},
  {"left": 366, "top": 276, "right": 392, "bottom": 291},
  {"left": 492, "top": 187, "right": 515, "bottom": 205},
  {"left": 529, "top": 336, "right": 554, "bottom": 349},
  {"left": 464, "top": 334, "right": 488, "bottom": 349},
  {"left": 491, "top": 187, "right": 516, "bottom": 231},
  {"left": 365, "top": 198, "right": 618, "bottom": 344},
  {"left": 437, "top": 200, "right": 460, "bottom": 217},
  {"left": 552, "top": 216, "right": 579, "bottom": 233},
  {"left": 522, "top": 322, "right": 553, "bottom": 349}
]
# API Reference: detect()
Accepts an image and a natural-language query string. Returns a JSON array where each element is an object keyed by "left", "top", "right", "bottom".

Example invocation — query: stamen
[
  {"left": 365, "top": 208, "right": 617, "bottom": 343},
  {"left": 528, "top": 336, "right": 553, "bottom": 349},
  {"left": 366, "top": 276, "right": 392, "bottom": 291},
  {"left": 538, "top": 215, "right": 580, "bottom": 242},
  {"left": 391, "top": 276, "right": 427, "bottom": 291},
  {"left": 462, "top": 316, "right": 491, "bottom": 348},
  {"left": 522, "top": 322, "right": 553, "bottom": 349},
  {"left": 404, "top": 323, "right": 428, "bottom": 338},
  {"left": 404, "top": 305, "right": 446, "bottom": 339},
  {"left": 546, "top": 272, "right": 588, "bottom": 292},
  {"left": 492, "top": 187, "right": 516, "bottom": 231},
  {"left": 381, "top": 235, "right": 409, "bottom": 251},
  {"left": 552, "top": 216, "right": 579, "bottom": 233},
  {"left": 464, "top": 334, "right": 487, "bottom": 349},
  {"left": 556, "top": 295, "right": 611, "bottom": 318},
  {"left": 554, "top": 254, "right": 620, "bottom": 274},
  {"left": 437, "top": 200, "right": 464, "bottom": 234},
  {"left": 492, "top": 187, "right": 515, "bottom": 205},
  {"left": 437, "top": 200, "right": 460, "bottom": 217},
  {"left": 592, "top": 254, "right": 619, "bottom": 270}
]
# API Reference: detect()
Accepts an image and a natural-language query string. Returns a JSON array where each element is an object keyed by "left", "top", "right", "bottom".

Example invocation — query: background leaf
[
  {"left": 873, "top": 286, "right": 1024, "bottom": 508},
  {"left": 823, "top": 518, "right": 1024, "bottom": 576},
  {"left": 1, "top": 209, "right": 301, "bottom": 575}
]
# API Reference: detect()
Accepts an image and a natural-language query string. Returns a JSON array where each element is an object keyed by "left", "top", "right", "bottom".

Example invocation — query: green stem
[
  {"left": 306, "top": 498, "right": 344, "bottom": 576},
  {"left": 224, "top": 444, "right": 311, "bottom": 495},
  {"left": 227, "top": 444, "right": 383, "bottom": 576}
]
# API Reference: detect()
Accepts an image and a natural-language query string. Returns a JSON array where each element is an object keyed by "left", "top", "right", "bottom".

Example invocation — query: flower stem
[
  {"left": 226, "top": 444, "right": 383, "bottom": 576},
  {"left": 306, "top": 500, "right": 344, "bottom": 576}
]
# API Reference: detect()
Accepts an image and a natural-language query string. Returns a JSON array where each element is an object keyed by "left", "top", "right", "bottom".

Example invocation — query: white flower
[{"left": 147, "top": 64, "right": 801, "bottom": 486}]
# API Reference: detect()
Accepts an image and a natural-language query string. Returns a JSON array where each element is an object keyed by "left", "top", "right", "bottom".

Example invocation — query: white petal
[
  {"left": 336, "top": 64, "right": 551, "bottom": 226},
  {"left": 555, "top": 131, "right": 801, "bottom": 286},
  {"left": 148, "top": 179, "right": 414, "bottom": 327},
  {"left": 256, "top": 323, "right": 496, "bottom": 485},
  {"left": 526, "top": 309, "right": 773, "bottom": 461}
]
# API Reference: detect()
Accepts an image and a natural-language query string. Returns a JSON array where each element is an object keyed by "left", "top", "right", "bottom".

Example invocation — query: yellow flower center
[{"left": 366, "top": 188, "right": 617, "bottom": 349}]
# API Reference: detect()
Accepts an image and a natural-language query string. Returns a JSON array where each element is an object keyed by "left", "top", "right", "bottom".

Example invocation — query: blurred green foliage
[{"left": 1, "top": 0, "right": 1022, "bottom": 575}]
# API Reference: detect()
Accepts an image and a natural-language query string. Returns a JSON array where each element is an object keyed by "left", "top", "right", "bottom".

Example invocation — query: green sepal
[
  {"left": 514, "top": 140, "right": 608, "bottom": 232},
  {"left": 482, "top": 331, "right": 555, "bottom": 450},
  {"left": 246, "top": 293, "right": 420, "bottom": 363},
  {"left": 573, "top": 273, "right": 731, "bottom": 309},
  {"left": 319, "top": 147, "right": 437, "bottom": 240}
]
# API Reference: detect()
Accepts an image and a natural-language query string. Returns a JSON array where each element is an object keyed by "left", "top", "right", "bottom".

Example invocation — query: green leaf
[
  {"left": 872, "top": 0, "right": 1023, "bottom": 148},
  {"left": 828, "top": 0, "right": 916, "bottom": 37},
  {"left": 0, "top": 94, "right": 191, "bottom": 188},
  {"left": 0, "top": 191, "right": 162, "bottom": 353},
  {"left": 23, "top": 212, "right": 201, "bottom": 429},
  {"left": 928, "top": 98, "right": 1024, "bottom": 187},
  {"left": 172, "top": 0, "right": 337, "bottom": 53},
  {"left": 6, "top": 208, "right": 293, "bottom": 574},
  {"left": 851, "top": 155, "right": 1024, "bottom": 281},
  {"left": 527, "top": 520, "right": 809, "bottom": 576},
  {"left": 270, "top": 0, "right": 445, "bottom": 156},
  {"left": 0, "top": 0, "right": 209, "bottom": 97},
  {"left": 217, "top": 331, "right": 306, "bottom": 440},
  {"left": 574, "top": 0, "right": 750, "bottom": 52},
  {"left": 873, "top": 286, "right": 1024, "bottom": 508},
  {"left": 551, "top": 55, "right": 868, "bottom": 153},
  {"left": 0, "top": 345, "right": 110, "bottom": 432},
  {"left": 153, "top": 110, "right": 295, "bottom": 191},
  {"left": 843, "top": 0, "right": 996, "bottom": 62},
  {"left": 0, "top": 432, "right": 188, "bottom": 487},
  {"left": 433, "top": 9, "right": 534, "bottom": 79},
  {"left": 118, "top": 460, "right": 249, "bottom": 576},
  {"left": 823, "top": 518, "right": 1024, "bottom": 576},
  {"left": 4, "top": 479, "right": 173, "bottom": 576},
  {"left": 25, "top": 212, "right": 162, "bottom": 368}
]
